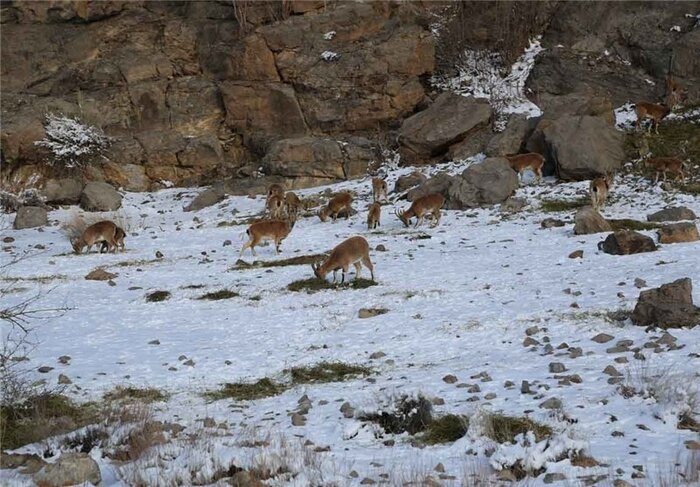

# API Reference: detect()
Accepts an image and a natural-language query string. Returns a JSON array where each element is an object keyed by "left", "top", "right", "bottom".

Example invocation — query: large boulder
[
  {"left": 261, "top": 137, "right": 374, "bottom": 188},
  {"left": 13, "top": 206, "right": 48, "bottom": 229},
  {"left": 598, "top": 230, "right": 657, "bottom": 255},
  {"left": 399, "top": 93, "right": 492, "bottom": 163},
  {"left": 394, "top": 171, "right": 427, "bottom": 194},
  {"left": 407, "top": 173, "right": 454, "bottom": 202},
  {"left": 657, "top": 222, "right": 700, "bottom": 244},
  {"left": 647, "top": 207, "right": 697, "bottom": 222},
  {"left": 573, "top": 207, "right": 612, "bottom": 235},
  {"left": 542, "top": 115, "right": 624, "bottom": 180},
  {"left": 101, "top": 163, "right": 150, "bottom": 192},
  {"left": 631, "top": 278, "right": 700, "bottom": 329},
  {"left": 32, "top": 453, "right": 101, "bottom": 487},
  {"left": 80, "top": 182, "right": 122, "bottom": 212},
  {"left": 42, "top": 178, "right": 83, "bottom": 205},
  {"left": 485, "top": 114, "right": 532, "bottom": 157},
  {"left": 184, "top": 188, "right": 226, "bottom": 212}
]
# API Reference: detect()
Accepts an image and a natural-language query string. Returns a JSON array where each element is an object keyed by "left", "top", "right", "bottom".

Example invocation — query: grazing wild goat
[
  {"left": 644, "top": 157, "right": 685, "bottom": 183},
  {"left": 72, "top": 221, "right": 124, "bottom": 254},
  {"left": 634, "top": 102, "right": 671, "bottom": 134},
  {"left": 506, "top": 153, "right": 544, "bottom": 182},
  {"left": 312, "top": 236, "right": 375, "bottom": 283},
  {"left": 396, "top": 193, "right": 445, "bottom": 228},
  {"left": 367, "top": 202, "right": 381, "bottom": 230},
  {"left": 100, "top": 226, "right": 126, "bottom": 253},
  {"left": 240, "top": 219, "right": 294, "bottom": 257},
  {"left": 266, "top": 194, "right": 285, "bottom": 219},
  {"left": 371, "top": 177, "right": 388, "bottom": 202},
  {"left": 589, "top": 174, "right": 613, "bottom": 211},
  {"left": 284, "top": 191, "right": 302, "bottom": 221},
  {"left": 319, "top": 192, "right": 353, "bottom": 222}
]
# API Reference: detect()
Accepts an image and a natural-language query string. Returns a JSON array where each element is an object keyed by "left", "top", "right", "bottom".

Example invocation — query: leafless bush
[
  {"left": 0, "top": 188, "right": 47, "bottom": 213},
  {"left": 60, "top": 208, "right": 132, "bottom": 242}
]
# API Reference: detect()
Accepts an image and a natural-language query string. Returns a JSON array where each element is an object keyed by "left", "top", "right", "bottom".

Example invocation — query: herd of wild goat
[{"left": 70, "top": 88, "right": 689, "bottom": 284}]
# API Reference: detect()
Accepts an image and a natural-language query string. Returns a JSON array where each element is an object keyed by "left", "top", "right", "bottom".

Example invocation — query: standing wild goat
[
  {"left": 284, "top": 191, "right": 302, "bottom": 221},
  {"left": 266, "top": 194, "right": 285, "bottom": 219},
  {"left": 319, "top": 192, "right": 353, "bottom": 222},
  {"left": 267, "top": 183, "right": 285, "bottom": 201},
  {"left": 506, "top": 153, "right": 544, "bottom": 182},
  {"left": 589, "top": 174, "right": 613, "bottom": 211},
  {"left": 635, "top": 102, "right": 671, "bottom": 134},
  {"left": 644, "top": 157, "right": 685, "bottom": 183},
  {"left": 395, "top": 193, "right": 445, "bottom": 228},
  {"left": 72, "top": 221, "right": 124, "bottom": 254},
  {"left": 312, "top": 236, "right": 375, "bottom": 283},
  {"left": 100, "top": 226, "right": 126, "bottom": 253},
  {"left": 371, "top": 177, "right": 388, "bottom": 202},
  {"left": 240, "top": 219, "right": 294, "bottom": 257},
  {"left": 367, "top": 202, "right": 381, "bottom": 230}
]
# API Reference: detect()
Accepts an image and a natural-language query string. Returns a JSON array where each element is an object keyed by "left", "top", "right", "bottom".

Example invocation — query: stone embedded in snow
[
  {"left": 58, "top": 374, "right": 72, "bottom": 385},
  {"left": 37, "top": 366, "right": 53, "bottom": 373},
  {"left": 57, "top": 355, "right": 71, "bottom": 364},
  {"left": 591, "top": 333, "right": 614, "bottom": 343},
  {"left": 573, "top": 207, "right": 611, "bottom": 235},
  {"left": 603, "top": 365, "right": 622, "bottom": 376},
  {"left": 369, "top": 351, "right": 386, "bottom": 359},
  {"left": 549, "top": 362, "right": 567, "bottom": 373},
  {"left": 523, "top": 337, "right": 540, "bottom": 347},
  {"left": 568, "top": 250, "right": 584, "bottom": 259},
  {"left": 544, "top": 473, "right": 567, "bottom": 484},
  {"left": 442, "top": 374, "right": 458, "bottom": 384},
  {"left": 291, "top": 413, "right": 306, "bottom": 426},
  {"left": 539, "top": 397, "right": 562, "bottom": 409},
  {"left": 685, "top": 440, "right": 700, "bottom": 450},
  {"left": 393, "top": 171, "right": 427, "bottom": 194},
  {"left": 631, "top": 278, "right": 700, "bottom": 329},
  {"left": 14, "top": 206, "right": 48, "bottom": 229},
  {"left": 340, "top": 402, "right": 355, "bottom": 418},
  {"left": 85, "top": 268, "right": 118, "bottom": 281},
  {"left": 647, "top": 206, "right": 696, "bottom": 222},
  {"left": 359, "top": 308, "right": 388, "bottom": 319},
  {"left": 525, "top": 326, "right": 540, "bottom": 336},
  {"left": 634, "top": 278, "right": 647, "bottom": 288},
  {"left": 541, "top": 218, "right": 566, "bottom": 228},
  {"left": 657, "top": 222, "right": 699, "bottom": 244},
  {"left": 32, "top": 453, "right": 101, "bottom": 487},
  {"left": 184, "top": 188, "right": 225, "bottom": 212},
  {"left": 80, "top": 181, "right": 122, "bottom": 212},
  {"left": 599, "top": 230, "right": 656, "bottom": 255}
]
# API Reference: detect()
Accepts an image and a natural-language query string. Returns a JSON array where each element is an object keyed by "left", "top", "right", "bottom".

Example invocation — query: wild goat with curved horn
[
  {"left": 395, "top": 193, "right": 445, "bottom": 228},
  {"left": 311, "top": 236, "right": 375, "bottom": 284}
]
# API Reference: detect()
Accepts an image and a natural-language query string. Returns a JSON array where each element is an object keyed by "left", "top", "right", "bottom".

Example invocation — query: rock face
[
  {"left": 1, "top": 1, "right": 433, "bottom": 191},
  {"left": 631, "top": 278, "right": 700, "bottom": 329},
  {"left": 599, "top": 230, "right": 657, "bottom": 255},
  {"left": 13, "top": 206, "right": 48, "bottom": 229},
  {"left": 573, "top": 207, "right": 612, "bottom": 235},
  {"left": 657, "top": 222, "right": 700, "bottom": 244},
  {"left": 399, "top": 94, "right": 492, "bottom": 164},
  {"left": 42, "top": 178, "right": 83, "bottom": 205},
  {"left": 80, "top": 182, "right": 122, "bottom": 212},
  {"left": 647, "top": 207, "right": 697, "bottom": 222},
  {"left": 542, "top": 115, "right": 624, "bottom": 180},
  {"left": 408, "top": 158, "right": 518, "bottom": 209},
  {"left": 184, "top": 188, "right": 226, "bottom": 212},
  {"left": 32, "top": 453, "right": 101, "bottom": 487}
]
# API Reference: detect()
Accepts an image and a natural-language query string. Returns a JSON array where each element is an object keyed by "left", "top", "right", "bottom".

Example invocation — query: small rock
[
  {"left": 598, "top": 230, "right": 656, "bottom": 255},
  {"left": 541, "top": 218, "right": 565, "bottom": 229},
  {"left": 613, "top": 480, "right": 633, "bottom": 487},
  {"left": 484, "top": 392, "right": 497, "bottom": 400},
  {"left": 647, "top": 206, "right": 696, "bottom": 222},
  {"left": 37, "top": 366, "right": 53, "bottom": 373},
  {"left": 223, "top": 240, "right": 232, "bottom": 247},
  {"left": 349, "top": 470, "right": 359, "bottom": 478},
  {"left": 592, "top": 333, "right": 614, "bottom": 344},
  {"left": 14, "top": 206, "right": 48, "bottom": 230},
  {"left": 369, "top": 351, "right": 386, "bottom": 360},
  {"left": 539, "top": 397, "right": 562, "bottom": 409},
  {"left": 183, "top": 359, "right": 195, "bottom": 367},
  {"left": 603, "top": 365, "right": 622, "bottom": 376},
  {"left": 525, "top": 326, "right": 540, "bottom": 336},
  {"left": 521, "top": 381, "right": 532, "bottom": 394},
  {"left": 431, "top": 397, "right": 445, "bottom": 405},
  {"left": 85, "top": 268, "right": 118, "bottom": 281},
  {"left": 434, "top": 463, "right": 445, "bottom": 473},
  {"left": 543, "top": 472, "right": 567, "bottom": 484},
  {"left": 202, "top": 417, "right": 216, "bottom": 428},
  {"left": 568, "top": 250, "right": 584, "bottom": 259},
  {"left": 634, "top": 278, "right": 647, "bottom": 289},
  {"left": 148, "top": 339, "right": 160, "bottom": 345},
  {"left": 614, "top": 357, "right": 629, "bottom": 364},
  {"left": 155, "top": 250, "right": 164, "bottom": 259},
  {"left": 549, "top": 362, "right": 567, "bottom": 373},
  {"left": 657, "top": 222, "right": 700, "bottom": 244},
  {"left": 606, "top": 345, "right": 629, "bottom": 354},
  {"left": 57, "top": 355, "right": 71, "bottom": 365},
  {"left": 358, "top": 308, "right": 388, "bottom": 319},
  {"left": 685, "top": 440, "right": 700, "bottom": 450},
  {"left": 340, "top": 402, "right": 355, "bottom": 418},
  {"left": 442, "top": 374, "right": 458, "bottom": 384},
  {"left": 291, "top": 413, "right": 306, "bottom": 426},
  {"left": 375, "top": 244, "right": 387, "bottom": 252},
  {"left": 3, "top": 236, "right": 15, "bottom": 243},
  {"left": 57, "top": 374, "right": 72, "bottom": 385}
]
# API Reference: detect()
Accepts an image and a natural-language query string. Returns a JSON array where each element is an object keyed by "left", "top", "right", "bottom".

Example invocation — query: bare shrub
[
  {"left": 60, "top": 208, "right": 132, "bottom": 243},
  {"left": 0, "top": 188, "right": 47, "bottom": 213}
]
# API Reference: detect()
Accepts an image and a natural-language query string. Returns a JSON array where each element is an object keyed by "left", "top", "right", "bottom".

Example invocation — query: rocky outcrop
[
  {"left": 573, "top": 207, "right": 612, "bottom": 235},
  {"left": 42, "top": 178, "right": 83, "bottom": 205},
  {"left": 598, "top": 230, "right": 657, "bottom": 255},
  {"left": 184, "top": 188, "right": 226, "bottom": 212},
  {"left": 1, "top": 1, "right": 434, "bottom": 191},
  {"left": 484, "top": 115, "right": 532, "bottom": 158},
  {"left": 399, "top": 94, "right": 492, "bottom": 164},
  {"left": 13, "top": 206, "right": 48, "bottom": 229},
  {"left": 80, "top": 181, "right": 122, "bottom": 212},
  {"left": 631, "top": 278, "right": 700, "bottom": 329},
  {"left": 647, "top": 207, "right": 697, "bottom": 222}
]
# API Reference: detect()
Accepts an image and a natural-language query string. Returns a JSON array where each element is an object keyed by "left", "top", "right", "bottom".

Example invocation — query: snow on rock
[{"left": 320, "top": 50, "right": 340, "bottom": 61}]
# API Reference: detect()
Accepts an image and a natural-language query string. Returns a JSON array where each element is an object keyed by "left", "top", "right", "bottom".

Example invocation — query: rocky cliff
[{"left": 1, "top": 0, "right": 698, "bottom": 193}]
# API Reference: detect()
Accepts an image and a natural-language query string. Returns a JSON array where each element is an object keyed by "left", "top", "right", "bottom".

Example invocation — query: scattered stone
[
  {"left": 202, "top": 417, "right": 216, "bottom": 428},
  {"left": 37, "top": 366, "right": 53, "bottom": 373},
  {"left": 523, "top": 337, "right": 540, "bottom": 347},
  {"left": 148, "top": 339, "right": 160, "bottom": 345},
  {"left": 504, "top": 380, "right": 515, "bottom": 388},
  {"left": 431, "top": 397, "right": 445, "bottom": 406},
  {"left": 614, "top": 357, "right": 629, "bottom": 364},
  {"left": 613, "top": 480, "right": 633, "bottom": 487},
  {"left": 393, "top": 171, "right": 427, "bottom": 193},
  {"left": 155, "top": 250, "right": 164, "bottom": 259},
  {"left": 539, "top": 397, "right": 562, "bottom": 409},
  {"left": 544, "top": 472, "right": 567, "bottom": 484},
  {"left": 631, "top": 278, "right": 700, "bottom": 329},
  {"left": 223, "top": 239, "right": 232, "bottom": 247},
  {"left": 340, "top": 402, "right": 355, "bottom": 418},
  {"left": 369, "top": 351, "right": 386, "bottom": 360},
  {"left": 549, "top": 362, "right": 567, "bottom": 373},
  {"left": 349, "top": 470, "right": 359, "bottom": 478},
  {"left": 541, "top": 218, "right": 566, "bottom": 228},
  {"left": 434, "top": 463, "right": 445, "bottom": 473},
  {"left": 599, "top": 230, "right": 657, "bottom": 255},
  {"left": 501, "top": 197, "right": 527, "bottom": 213},
  {"left": 183, "top": 359, "right": 195, "bottom": 367},
  {"left": 360, "top": 478, "right": 376, "bottom": 485},
  {"left": 592, "top": 333, "right": 614, "bottom": 344},
  {"left": 442, "top": 374, "right": 458, "bottom": 384},
  {"left": 358, "top": 308, "right": 388, "bottom": 319},
  {"left": 569, "top": 347, "right": 583, "bottom": 359},
  {"left": 657, "top": 222, "right": 699, "bottom": 244},
  {"left": 521, "top": 381, "right": 532, "bottom": 394},
  {"left": 606, "top": 345, "right": 629, "bottom": 354},
  {"left": 32, "top": 453, "right": 101, "bottom": 487},
  {"left": 603, "top": 365, "right": 622, "bottom": 376},
  {"left": 57, "top": 355, "right": 71, "bottom": 365},
  {"left": 2, "top": 236, "right": 14, "bottom": 243},
  {"left": 14, "top": 206, "right": 48, "bottom": 230},
  {"left": 85, "top": 268, "right": 118, "bottom": 281},
  {"left": 574, "top": 207, "right": 612, "bottom": 235},
  {"left": 484, "top": 392, "right": 497, "bottom": 400},
  {"left": 657, "top": 332, "right": 677, "bottom": 346},
  {"left": 634, "top": 278, "right": 647, "bottom": 289},
  {"left": 647, "top": 207, "right": 696, "bottom": 222},
  {"left": 685, "top": 440, "right": 700, "bottom": 450},
  {"left": 525, "top": 326, "right": 540, "bottom": 336},
  {"left": 58, "top": 374, "right": 71, "bottom": 385},
  {"left": 568, "top": 250, "right": 584, "bottom": 259},
  {"left": 291, "top": 413, "right": 306, "bottom": 426}
]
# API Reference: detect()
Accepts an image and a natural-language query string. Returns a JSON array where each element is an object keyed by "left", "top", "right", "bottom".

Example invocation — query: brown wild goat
[
  {"left": 589, "top": 174, "right": 613, "bottom": 211},
  {"left": 72, "top": 221, "right": 124, "bottom": 254},
  {"left": 240, "top": 219, "right": 294, "bottom": 257},
  {"left": 311, "top": 236, "right": 375, "bottom": 283},
  {"left": 371, "top": 177, "right": 388, "bottom": 202},
  {"left": 267, "top": 183, "right": 285, "bottom": 201},
  {"left": 100, "top": 226, "right": 126, "bottom": 253},
  {"left": 284, "top": 191, "right": 302, "bottom": 221},
  {"left": 367, "top": 202, "right": 381, "bottom": 230},
  {"left": 266, "top": 194, "right": 285, "bottom": 219},
  {"left": 395, "top": 193, "right": 445, "bottom": 228},
  {"left": 635, "top": 102, "right": 671, "bottom": 134},
  {"left": 644, "top": 157, "right": 685, "bottom": 183},
  {"left": 319, "top": 192, "right": 353, "bottom": 222},
  {"left": 506, "top": 153, "right": 544, "bottom": 181}
]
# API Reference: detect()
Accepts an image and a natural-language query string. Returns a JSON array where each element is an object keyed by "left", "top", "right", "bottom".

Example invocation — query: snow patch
[{"left": 320, "top": 50, "right": 340, "bottom": 61}]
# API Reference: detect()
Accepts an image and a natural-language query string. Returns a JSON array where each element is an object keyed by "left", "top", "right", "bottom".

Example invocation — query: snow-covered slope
[{"left": 2, "top": 159, "right": 699, "bottom": 486}]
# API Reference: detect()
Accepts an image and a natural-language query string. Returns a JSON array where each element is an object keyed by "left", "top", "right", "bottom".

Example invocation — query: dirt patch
[
  {"left": 287, "top": 277, "right": 377, "bottom": 293},
  {"left": 233, "top": 253, "right": 328, "bottom": 270},
  {"left": 103, "top": 386, "right": 169, "bottom": 403},
  {"left": 288, "top": 362, "right": 372, "bottom": 384},
  {"left": 145, "top": 290, "right": 171, "bottom": 302},
  {"left": 540, "top": 198, "right": 589, "bottom": 212},
  {"left": 197, "top": 289, "right": 240, "bottom": 300}
]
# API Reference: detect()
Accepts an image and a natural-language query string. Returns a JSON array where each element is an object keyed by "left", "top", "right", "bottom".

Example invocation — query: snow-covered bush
[
  {"left": 0, "top": 188, "right": 45, "bottom": 213},
  {"left": 34, "top": 114, "right": 111, "bottom": 168},
  {"left": 490, "top": 431, "right": 588, "bottom": 477}
]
